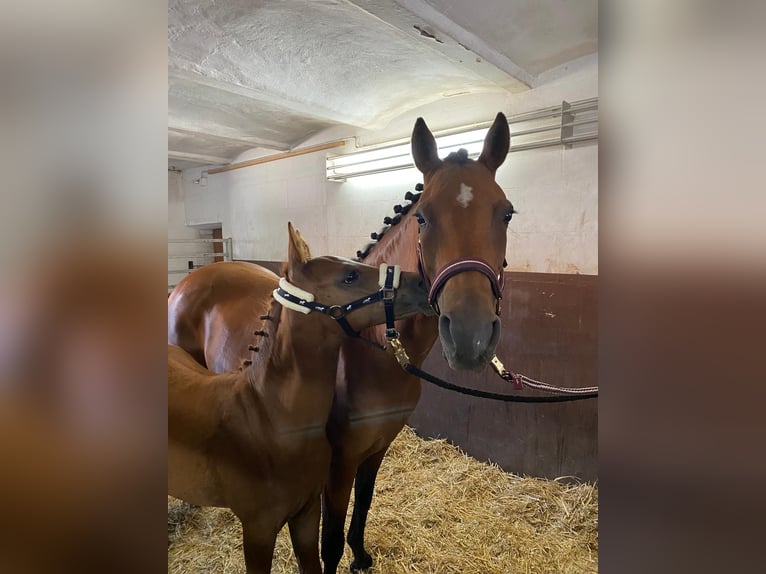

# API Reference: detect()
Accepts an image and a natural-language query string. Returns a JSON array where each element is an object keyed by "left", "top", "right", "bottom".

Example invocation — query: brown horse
[
  {"left": 168, "top": 260, "right": 277, "bottom": 372},
  {"left": 168, "top": 223, "right": 430, "bottom": 574},
  {"left": 167, "top": 113, "right": 512, "bottom": 572},
  {"left": 321, "top": 112, "right": 512, "bottom": 573}
]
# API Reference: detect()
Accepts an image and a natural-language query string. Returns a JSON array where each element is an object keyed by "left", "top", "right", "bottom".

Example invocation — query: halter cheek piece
[
  {"left": 273, "top": 264, "right": 401, "bottom": 350},
  {"left": 417, "top": 242, "right": 506, "bottom": 316}
]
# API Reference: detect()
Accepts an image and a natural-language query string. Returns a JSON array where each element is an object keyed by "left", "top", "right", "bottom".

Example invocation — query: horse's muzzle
[{"left": 438, "top": 309, "right": 501, "bottom": 371}]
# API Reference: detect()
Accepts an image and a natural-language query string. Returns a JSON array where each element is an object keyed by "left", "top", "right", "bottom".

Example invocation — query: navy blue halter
[{"left": 273, "top": 264, "right": 400, "bottom": 350}]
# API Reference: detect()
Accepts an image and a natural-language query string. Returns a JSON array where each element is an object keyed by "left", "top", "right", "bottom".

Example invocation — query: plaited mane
[
  {"left": 241, "top": 298, "right": 282, "bottom": 374},
  {"left": 355, "top": 183, "right": 423, "bottom": 261},
  {"left": 443, "top": 148, "right": 470, "bottom": 164}
]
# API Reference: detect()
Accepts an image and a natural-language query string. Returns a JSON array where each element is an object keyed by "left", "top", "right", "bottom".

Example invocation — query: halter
[
  {"left": 273, "top": 264, "right": 401, "bottom": 349},
  {"left": 417, "top": 242, "right": 505, "bottom": 316}
]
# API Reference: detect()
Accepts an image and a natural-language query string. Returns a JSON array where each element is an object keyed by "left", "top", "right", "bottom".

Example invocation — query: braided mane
[
  {"left": 354, "top": 182, "right": 423, "bottom": 261},
  {"left": 241, "top": 296, "right": 282, "bottom": 374},
  {"left": 444, "top": 148, "right": 470, "bottom": 164},
  {"left": 353, "top": 148, "right": 475, "bottom": 260}
]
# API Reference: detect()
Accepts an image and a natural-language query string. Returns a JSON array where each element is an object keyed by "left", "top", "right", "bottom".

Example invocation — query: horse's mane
[
  {"left": 243, "top": 296, "right": 283, "bottom": 384},
  {"left": 355, "top": 182, "right": 423, "bottom": 262},
  {"left": 354, "top": 148, "right": 472, "bottom": 261},
  {"left": 443, "top": 148, "right": 471, "bottom": 165}
]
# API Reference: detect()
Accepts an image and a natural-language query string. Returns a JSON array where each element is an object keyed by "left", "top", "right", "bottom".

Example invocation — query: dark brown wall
[
  {"left": 239, "top": 260, "right": 597, "bottom": 481},
  {"left": 410, "top": 272, "right": 597, "bottom": 482}
]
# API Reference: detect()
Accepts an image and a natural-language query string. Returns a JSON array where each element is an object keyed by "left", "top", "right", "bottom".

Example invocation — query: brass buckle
[
  {"left": 388, "top": 337, "right": 410, "bottom": 367},
  {"left": 490, "top": 355, "right": 506, "bottom": 376}
]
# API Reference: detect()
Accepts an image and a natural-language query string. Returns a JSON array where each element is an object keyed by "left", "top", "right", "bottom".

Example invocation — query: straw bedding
[{"left": 168, "top": 426, "right": 598, "bottom": 573}]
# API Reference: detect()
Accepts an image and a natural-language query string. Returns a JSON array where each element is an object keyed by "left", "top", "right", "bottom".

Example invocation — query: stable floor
[{"left": 168, "top": 427, "right": 598, "bottom": 573}]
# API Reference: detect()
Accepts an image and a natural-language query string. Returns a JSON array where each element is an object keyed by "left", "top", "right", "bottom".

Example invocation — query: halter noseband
[
  {"left": 273, "top": 264, "right": 401, "bottom": 349},
  {"left": 417, "top": 242, "right": 505, "bottom": 316}
]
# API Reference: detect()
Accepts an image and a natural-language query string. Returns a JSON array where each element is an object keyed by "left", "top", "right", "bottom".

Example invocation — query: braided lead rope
[
  {"left": 490, "top": 356, "right": 598, "bottom": 396},
  {"left": 519, "top": 374, "right": 598, "bottom": 395}
]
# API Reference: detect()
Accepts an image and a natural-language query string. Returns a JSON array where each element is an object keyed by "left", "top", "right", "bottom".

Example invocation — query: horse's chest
[
  {"left": 227, "top": 437, "right": 331, "bottom": 514},
  {"left": 229, "top": 431, "right": 331, "bottom": 485},
  {"left": 271, "top": 434, "right": 332, "bottom": 474}
]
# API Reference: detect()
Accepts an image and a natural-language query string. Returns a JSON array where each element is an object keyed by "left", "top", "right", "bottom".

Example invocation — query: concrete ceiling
[{"left": 168, "top": 0, "right": 597, "bottom": 168}]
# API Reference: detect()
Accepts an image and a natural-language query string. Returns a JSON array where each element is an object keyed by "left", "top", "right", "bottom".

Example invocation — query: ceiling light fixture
[
  {"left": 325, "top": 127, "right": 489, "bottom": 181},
  {"left": 325, "top": 98, "right": 598, "bottom": 181}
]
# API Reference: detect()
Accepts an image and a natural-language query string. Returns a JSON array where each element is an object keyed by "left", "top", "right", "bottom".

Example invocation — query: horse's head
[
  {"left": 411, "top": 113, "right": 513, "bottom": 371},
  {"left": 284, "top": 222, "right": 430, "bottom": 331}
]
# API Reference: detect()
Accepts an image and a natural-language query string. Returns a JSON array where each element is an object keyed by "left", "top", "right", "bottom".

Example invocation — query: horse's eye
[
  {"left": 344, "top": 269, "right": 360, "bottom": 284},
  {"left": 414, "top": 213, "right": 426, "bottom": 227},
  {"left": 503, "top": 209, "right": 515, "bottom": 224}
]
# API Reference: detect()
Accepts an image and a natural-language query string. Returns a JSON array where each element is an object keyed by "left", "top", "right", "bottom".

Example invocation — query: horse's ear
[
  {"left": 478, "top": 112, "right": 510, "bottom": 176},
  {"left": 287, "top": 222, "right": 311, "bottom": 273},
  {"left": 411, "top": 117, "right": 442, "bottom": 175}
]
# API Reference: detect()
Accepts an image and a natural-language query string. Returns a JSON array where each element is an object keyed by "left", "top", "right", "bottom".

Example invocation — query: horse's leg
[
  {"left": 288, "top": 496, "right": 322, "bottom": 574},
  {"left": 321, "top": 458, "right": 356, "bottom": 574},
  {"left": 241, "top": 518, "right": 278, "bottom": 574},
  {"left": 347, "top": 449, "right": 387, "bottom": 572}
]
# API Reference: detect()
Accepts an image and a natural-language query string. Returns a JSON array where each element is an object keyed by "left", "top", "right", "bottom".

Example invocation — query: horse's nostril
[
  {"left": 439, "top": 315, "right": 453, "bottom": 345},
  {"left": 489, "top": 318, "right": 501, "bottom": 349}
]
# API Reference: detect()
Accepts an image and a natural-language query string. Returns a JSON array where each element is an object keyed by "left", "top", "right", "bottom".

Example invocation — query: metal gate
[{"left": 168, "top": 237, "right": 232, "bottom": 292}]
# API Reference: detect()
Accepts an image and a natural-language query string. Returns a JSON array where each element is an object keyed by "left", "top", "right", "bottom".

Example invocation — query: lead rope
[
  {"left": 385, "top": 334, "right": 598, "bottom": 403},
  {"left": 488, "top": 355, "right": 598, "bottom": 397}
]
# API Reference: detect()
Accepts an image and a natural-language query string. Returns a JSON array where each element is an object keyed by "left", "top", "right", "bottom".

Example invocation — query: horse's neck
[
  {"left": 246, "top": 307, "right": 342, "bottom": 428},
  {"left": 365, "top": 216, "right": 439, "bottom": 364},
  {"left": 366, "top": 216, "right": 420, "bottom": 273}
]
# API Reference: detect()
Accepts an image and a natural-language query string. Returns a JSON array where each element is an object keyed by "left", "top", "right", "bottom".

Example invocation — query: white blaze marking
[{"left": 456, "top": 183, "right": 473, "bottom": 208}]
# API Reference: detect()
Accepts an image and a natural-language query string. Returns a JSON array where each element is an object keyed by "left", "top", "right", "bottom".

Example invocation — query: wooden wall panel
[{"left": 409, "top": 272, "right": 597, "bottom": 481}]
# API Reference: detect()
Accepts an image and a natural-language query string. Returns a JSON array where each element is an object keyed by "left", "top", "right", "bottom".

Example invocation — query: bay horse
[
  {"left": 321, "top": 112, "right": 512, "bottom": 573},
  {"left": 168, "top": 223, "right": 431, "bottom": 574},
  {"left": 167, "top": 113, "right": 513, "bottom": 572}
]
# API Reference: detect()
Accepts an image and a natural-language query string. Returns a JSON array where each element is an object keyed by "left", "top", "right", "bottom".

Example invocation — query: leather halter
[
  {"left": 417, "top": 242, "right": 505, "bottom": 316},
  {"left": 273, "top": 264, "right": 401, "bottom": 349}
]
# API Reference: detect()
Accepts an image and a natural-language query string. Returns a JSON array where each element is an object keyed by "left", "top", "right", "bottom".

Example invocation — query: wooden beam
[
  {"left": 208, "top": 140, "right": 346, "bottom": 175},
  {"left": 168, "top": 150, "right": 230, "bottom": 165}
]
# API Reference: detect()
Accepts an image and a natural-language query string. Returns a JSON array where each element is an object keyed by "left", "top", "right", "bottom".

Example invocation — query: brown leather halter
[{"left": 416, "top": 242, "right": 505, "bottom": 316}]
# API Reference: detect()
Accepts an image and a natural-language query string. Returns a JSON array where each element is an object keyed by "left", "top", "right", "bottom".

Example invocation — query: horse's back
[{"left": 168, "top": 261, "right": 280, "bottom": 372}]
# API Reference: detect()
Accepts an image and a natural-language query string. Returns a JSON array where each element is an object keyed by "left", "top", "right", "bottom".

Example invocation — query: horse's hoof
[{"left": 349, "top": 551, "right": 373, "bottom": 572}]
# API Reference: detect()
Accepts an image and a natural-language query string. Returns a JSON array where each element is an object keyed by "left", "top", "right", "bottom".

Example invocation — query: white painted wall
[
  {"left": 168, "top": 170, "right": 216, "bottom": 290},
  {"left": 180, "top": 56, "right": 597, "bottom": 274},
  {"left": 180, "top": 167, "right": 228, "bottom": 227}
]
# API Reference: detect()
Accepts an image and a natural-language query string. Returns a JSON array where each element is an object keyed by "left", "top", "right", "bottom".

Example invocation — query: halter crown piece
[{"left": 273, "top": 264, "right": 401, "bottom": 349}]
